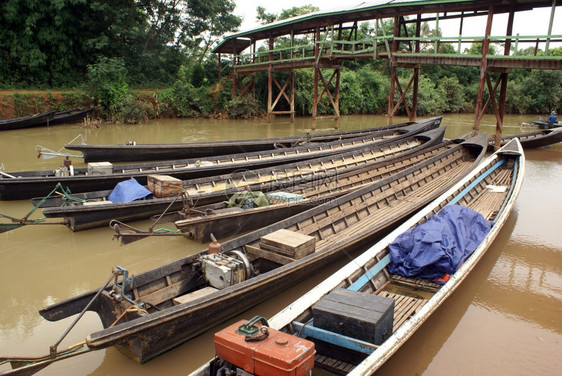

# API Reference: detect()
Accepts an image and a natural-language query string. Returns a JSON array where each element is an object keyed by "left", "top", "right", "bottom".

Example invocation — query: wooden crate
[
  {"left": 312, "top": 288, "right": 394, "bottom": 345},
  {"left": 259, "top": 229, "right": 316, "bottom": 259},
  {"left": 87, "top": 162, "right": 113, "bottom": 175},
  {"left": 147, "top": 174, "right": 182, "bottom": 198}
]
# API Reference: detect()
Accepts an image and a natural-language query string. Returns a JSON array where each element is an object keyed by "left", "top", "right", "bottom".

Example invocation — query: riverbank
[
  {"left": 0, "top": 89, "right": 240, "bottom": 122},
  {"left": 0, "top": 90, "right": 91, "bottom": 118}
]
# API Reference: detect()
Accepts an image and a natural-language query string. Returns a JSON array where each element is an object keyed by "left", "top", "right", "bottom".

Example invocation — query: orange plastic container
[{"left": 214, "top": 319, "right": 315, "bottom": 376}]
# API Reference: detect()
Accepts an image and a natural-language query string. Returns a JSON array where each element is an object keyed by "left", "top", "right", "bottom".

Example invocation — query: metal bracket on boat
[
  {"left": 0, "top": 183, "right": 77, "bottom": 233},
  {"left": 35, "top": 134, "right": 85, "bottom": 160},
  {"left": 110, "top": 219, "right": 184, "bottom": 245},
  {"left": 111, "top": 266, "right": 134, "bottom": 303},
  {"left": 110, "top": 191, "right": 193, "bottom": 245}
]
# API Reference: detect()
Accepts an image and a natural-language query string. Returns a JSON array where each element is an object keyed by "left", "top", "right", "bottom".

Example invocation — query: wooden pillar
[
  {"left": 267, "top": 66, "right": 273, "bottom": 122},
  {"left": 411, "top": 14, "right": 422, "bottom": 120},
  {"left": 458, "top": 12, "right": 464, "bottom": 52},
  {"left": 290, "top": 70, "right": 295, "bottom": 123},
  {"left": 545, "top": 0, "right": 557, "bottom": 55},
  {"left": 231, "top": 41, "right": 237, "bottom": 98},
  {"left": 495, "top": 11, "right": 514, "bottom": 148},
  {"left": 388, "top": 16, "right": 399, "bottom": 124},
  {"left": 473, "top": 7, "right": 494, "bottom": 131},
  {"left": 312, "top": 28, "right": 320, "bottom": 130},
  {"left": 267, "top": 37, "right": 274, "bottom": 122},
  {"left": 334, "top": 67, "right": 341, "bottom": 129},
  {"left": 218, "top": 53, "right": 222, "bottom": 82}
]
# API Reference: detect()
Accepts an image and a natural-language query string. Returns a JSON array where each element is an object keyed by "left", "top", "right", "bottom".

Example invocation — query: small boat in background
[
  {"left": 492, "top": 127, "right": 562, "bottom": 150},
  {"left": 0, "top": 108, "right": 91, "bottom": 131},
  {"left": 49, "top": 108, "right": 92, "bottom": 125},
  {"left": 531, "top": 120, "right": 561, "bottom": 129},
  {"left": 0, "top": 111, "right": 55, "bottom": 131},
  {"left": 190, "top": 139, "right": 524, "bottom": 376}
]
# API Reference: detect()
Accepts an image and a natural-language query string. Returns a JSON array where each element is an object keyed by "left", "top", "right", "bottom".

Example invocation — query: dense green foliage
[
  {"left": 0, "top": 0, "right": 240, "bottom": 88},
  {"left": 1, "top": 3, "right": 560, "bottom": 121}
]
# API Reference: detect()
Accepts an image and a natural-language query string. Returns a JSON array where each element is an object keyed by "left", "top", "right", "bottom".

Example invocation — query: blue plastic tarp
[
  {"left": 387, "top": 205, "right": 493, "bottom": 282},
  {"left": 108, "top": 178, "right": 153, "bottom": 203}
]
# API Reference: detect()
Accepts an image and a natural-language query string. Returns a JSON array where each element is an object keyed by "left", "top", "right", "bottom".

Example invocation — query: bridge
[{"left": 213, "top": 0, "right": 562, "bottom": 146}]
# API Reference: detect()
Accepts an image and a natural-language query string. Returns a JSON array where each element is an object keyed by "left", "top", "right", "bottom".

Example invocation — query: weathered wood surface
[{"left": 257, "top": 139, "right": 524, "bottom": 376}]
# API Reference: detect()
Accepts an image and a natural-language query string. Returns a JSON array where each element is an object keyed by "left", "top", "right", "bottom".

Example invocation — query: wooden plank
[
  {"left": 173, "top": 286, "right": 218, "bottom": 305},
  {"left": 244, "top": 244, "right": 295, "bottom": 265}
]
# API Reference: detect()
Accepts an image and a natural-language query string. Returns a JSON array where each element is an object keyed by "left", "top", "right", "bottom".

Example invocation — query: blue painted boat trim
[
  {"left": 447, "top": 159, "right": 505, "bottom": 207},
  {"left": 347, "top": 254, "right": 391, "bottom": 291},
  {"left": 291, "top": 321, "right": 377, "bottom": 355}
]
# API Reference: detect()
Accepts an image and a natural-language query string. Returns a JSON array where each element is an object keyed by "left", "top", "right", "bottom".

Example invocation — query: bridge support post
[
  {"left": 311, "top": 66, "right": 341, "bottom": 130},
  {"left": 267, "top": 69, "right": 296, "bottom": 123},
  {"left": 388, "top": 64, "right": 419, "bottom": 122},
  {"left": 473, "top": 7, "right": 494, "bottom": 131}
]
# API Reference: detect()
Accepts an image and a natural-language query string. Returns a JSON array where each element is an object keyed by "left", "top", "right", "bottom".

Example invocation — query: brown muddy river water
[{"left": 0, "top": 114, "right": 561, "bottom": 375}]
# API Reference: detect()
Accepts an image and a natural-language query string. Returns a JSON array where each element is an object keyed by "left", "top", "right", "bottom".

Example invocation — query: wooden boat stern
[{"left": 39, "top": 290, "right": 100, "bottom": 322}]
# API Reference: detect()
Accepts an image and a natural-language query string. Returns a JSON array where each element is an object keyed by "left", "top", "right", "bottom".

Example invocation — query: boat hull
[
  {"left": 40, "top": 122, "right": 445, "bottom": 231},
  {"left": 64, "top": 121, "right": 417, "bottom": 162},
  {"left": 3, "top": 119, "right": 438, "bottom": 200},
  {"left": 0, "top": 111, "right": 55, "bottom": 131},
  {"left": 38, "top": 132, "right": 486, "bottom": 364}
]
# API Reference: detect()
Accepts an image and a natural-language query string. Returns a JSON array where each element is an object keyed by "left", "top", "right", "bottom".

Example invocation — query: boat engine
[
  {"left": 211, "top": 316, "right": 315, "bottom": 376},
  {"left": 200, "top": 251, "right": 252, "bottom": 289}
]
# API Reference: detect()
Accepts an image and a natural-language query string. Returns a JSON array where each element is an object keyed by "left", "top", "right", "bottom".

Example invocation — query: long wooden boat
[
  {"left": 64, "top": 119, "right": 420, "bottom": 162},
  {"left": 488, "top": 127, "right": 562, "bottom": 150},
  {"left": 0, "top": 111, "right": 55, "bottom": 131},
  {"left": 170, "top": 133, "right": 489, "bottom": 243},
  {"left": 37, "top": 124, "right": 445, "bottom": 231},
  {"left": 531, "top": 120, "right": 561, "bottom": 129},
  {"left": 1, "top": 119, "right": 438, "bottom": 200},
  {"left": 0, "top": 126, "right": 486, "bottom": 374},
  {"left": 189, "top": 139, "right": 524, "bottom": 376},
  {"left": 49, "top": 108, "right": 92, "bottom": 125}
]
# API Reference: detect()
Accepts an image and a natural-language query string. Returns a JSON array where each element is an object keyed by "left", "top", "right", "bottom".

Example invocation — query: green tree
[
  {"left": 521, "top": 70, "right": 562, "bottom": 113},
  {"left": 0, "top": 0, "right": 241, "bottom": 88},
  {"left": 257, "top": 4, "right": 319, "bottom": 24}
]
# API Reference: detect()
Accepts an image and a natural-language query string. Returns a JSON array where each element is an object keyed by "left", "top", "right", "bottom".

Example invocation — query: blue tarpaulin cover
[
  {"left": 388, "top": 205, "right": 493, "bottom": 282},
  {"left": 108, "top": 178, "right": 153, "bottom": 203}
]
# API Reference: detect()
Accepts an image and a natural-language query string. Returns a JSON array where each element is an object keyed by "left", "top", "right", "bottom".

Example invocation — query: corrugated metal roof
[{"left": 213, "top": 0, "right": 557, "bottom": 54}]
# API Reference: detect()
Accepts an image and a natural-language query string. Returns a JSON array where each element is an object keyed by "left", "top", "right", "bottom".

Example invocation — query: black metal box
[{"left": 312, "top": 288, "right": 394, "bottom": 345}]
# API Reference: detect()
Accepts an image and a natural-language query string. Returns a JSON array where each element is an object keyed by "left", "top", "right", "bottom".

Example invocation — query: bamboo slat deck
[{"left": 180, "top": 138, "right": 424, "bottom": 195}]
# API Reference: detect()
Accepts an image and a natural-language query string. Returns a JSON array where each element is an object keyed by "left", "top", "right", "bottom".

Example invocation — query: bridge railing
[
  {"left": 233, "top": 38, "right": 383, "bottom": 67},
  {"left": 392, "top": 34, "right": 562, "bottom": 58},
  {"left": 231, "top": 34, "right": 562, "bottom": 67}
]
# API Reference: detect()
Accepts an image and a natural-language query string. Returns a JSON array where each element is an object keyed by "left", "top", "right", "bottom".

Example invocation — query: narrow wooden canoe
[
  {"left": 190, "top": 139, "right": 524, "bottom": 376},
  {"left": 1, "top": 118, "right": 438, "bottom": 200},
  {"left": 172, "top": 133, "right": 489, "bottom": 242},
  {"left": 32, "top": 129, "right": 486, "bottom": 367},
  {"left": 64, "top": 120, "right": 419, "bottom": 162},
  {"left": 531, "top": 120, "right": 561, "bottom": 129},
  {"left": 488, "top": 127, "right": 562, "bottom": 150},
  {"left": 49, "top": 108, "right": 92, "bottom": 125},
  {"left": 38, "top": 123, "right": 445, "bottom": 231},
  {"left": 0, "top": 111, "right": 55, "bottom": 131}
]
